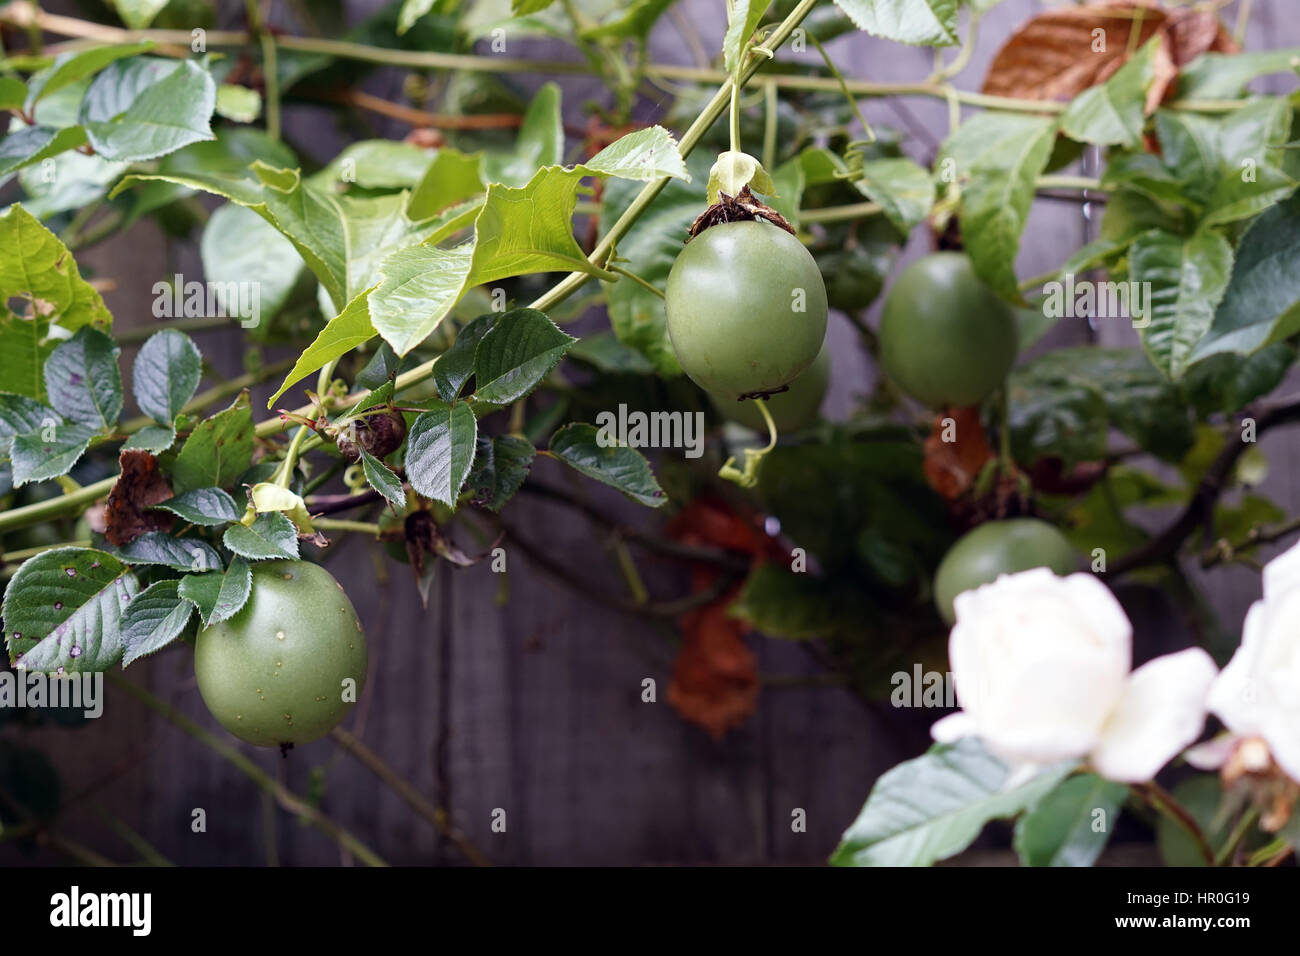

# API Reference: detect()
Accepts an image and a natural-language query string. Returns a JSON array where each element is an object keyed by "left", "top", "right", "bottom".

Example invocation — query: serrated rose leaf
[{"left": 3, "top": 548, "right": 139, "bottom": 673}]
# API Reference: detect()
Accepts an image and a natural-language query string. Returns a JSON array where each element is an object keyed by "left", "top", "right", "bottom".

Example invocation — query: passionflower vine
[
  {"left": 1192, "top": 540, "right": 1300, "bottom": 788},
  {"left": 931, "top": 568, "right": 1217, "bottom": 783}
]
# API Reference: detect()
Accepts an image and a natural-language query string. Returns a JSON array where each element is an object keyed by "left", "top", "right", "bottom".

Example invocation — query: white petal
[
  {"left": 1184, "top": 734, "right": 1238, "bottom": 770},
  {"left": 1090, "top": 648, "right": 1218, "bottom": 783},
  {"left": 1059, "top": 573, "right": 1133, "bottom": 659},
  {"left": 931, "top": 711, "right": 976, "bottom": 743},
  {"left": 1262, "top": 538, "right": 1300, "bottom": 599},
  {"left": 1207, "top": 601, "right": 1267, "bottom": 737}
]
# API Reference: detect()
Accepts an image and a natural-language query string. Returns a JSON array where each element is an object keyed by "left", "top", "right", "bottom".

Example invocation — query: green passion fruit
[
  {"left": 878, "top": 252, "right": 1018, "bottom": 408},
  {"left": 711, "top": 341, "right": 830, "bottom": 432},
  {"left": 933, "top": 518, "right": 1080, "bottom": 626},
  {"left": 665, "top": 220, "right": 828, "bottom": 399},
  {"left": 194, "top": 560, "right": 367, "bottom": 746}
]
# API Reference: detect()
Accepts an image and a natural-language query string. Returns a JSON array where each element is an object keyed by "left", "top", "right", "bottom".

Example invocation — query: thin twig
[{"left": 329, "top": 727, "right": 492, "bottom": 867}]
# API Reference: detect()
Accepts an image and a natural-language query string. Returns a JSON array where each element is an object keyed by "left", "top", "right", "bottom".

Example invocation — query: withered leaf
[
  {"left": 666, "top": 601, "right": 759, "bottom": 741},
  {"left": 923, "top": 406, "right": 994, "bottom": 503},
  {"left": 982, "top": 1, "right": 1235, "bottom": 110},
  {"left": 104, "top": 450, "right": 175, "bottom": 546}
]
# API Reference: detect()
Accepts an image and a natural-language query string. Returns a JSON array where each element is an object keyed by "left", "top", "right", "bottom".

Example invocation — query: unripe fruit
[
  {"left": 711, "top": 342, "right": 830, "bottom": 432},
  {"left": 665, "top": 221, "right": 828, "bottom": 399},
  {"left": 194, "top": 560, "right": 367, "bottom": 746},
  {"left": 934, "top": 518, "right": 1079, "bottom": 625},
  {"left": 879, "top": 252, "right": 1018, "bottom": 408}
]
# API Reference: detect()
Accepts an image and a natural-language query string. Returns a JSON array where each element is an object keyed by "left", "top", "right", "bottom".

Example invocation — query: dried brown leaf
[
  {"left": 982, "top": 1, "right": 1235, "bottom": 110},
  {"left": 104, "top": 450, "right": 174, "bottom": 546}
]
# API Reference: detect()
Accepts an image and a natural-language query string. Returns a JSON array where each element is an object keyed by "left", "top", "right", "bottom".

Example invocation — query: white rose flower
[
  {"left": 1199, "top": 540, "right": 1300, "bottom": 783},
  {"left": 931, "top": 568, "right": 1218, "bottom": 783}
]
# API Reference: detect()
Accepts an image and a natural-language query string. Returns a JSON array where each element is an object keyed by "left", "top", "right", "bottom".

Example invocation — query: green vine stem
[
  {"left": 7, "top": 5, "right": 1253, "bottom": 116},
  {"left": 312, "top": 518, "right": 380, "bottom": 535},
  {"left": 107, "top": 672, "right": 389, "bottom": 867},
  {"left": 1131, "top": 781, "right": 1215, "bottom": 866}
]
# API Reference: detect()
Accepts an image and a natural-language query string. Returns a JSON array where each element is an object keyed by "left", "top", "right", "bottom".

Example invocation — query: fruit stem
[
  {"left": 607, "top": 264, "right": 665, "bottom": 300},
  {"left": 719, "top": 396, "right": 778, "bottom": 489},
  {"left": 729, "top": 76, "right": 742, "bottom": 152}
]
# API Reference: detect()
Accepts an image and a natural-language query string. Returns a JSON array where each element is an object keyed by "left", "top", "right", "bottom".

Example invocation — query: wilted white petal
[{"left": 1091, "top": 648, "right": 1217, "bottom": 783}]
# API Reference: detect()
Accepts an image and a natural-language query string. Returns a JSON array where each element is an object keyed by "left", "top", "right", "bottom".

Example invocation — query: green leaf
[
  {"left": 1010, "top": 348, "right": 1195, "bottom": 465},
  {"left": 1129, "top": 230, "right": 1233, "bottom": 380},
  {"left": 133, "top": 329, "right": 201, "bottom": 425},
  {"left": 513, "top": 1, "right": 557, "bottom": 17},
  {"left": 582, "top": 0, "right": 676, "bottom": 40},
  {"left": 171, "top": 392, "right": 254, "bottom": 492},
  {"left": 1061, "top": 37, "right": 1159, "bottom": 149},
  {"left": 575, "top": 125, "right": 689, "bottom": 183},
  {"left": 0, "top": 125, "right": 89, "bottom": 179},
  {"left": 405, "top": 400, "right": 479, "bottom": 508},
  {"left": 397, "top": 0, "right": 438, "bottom": 34},
  {"left": 267, "top": 288, "right": 377, "bottom": 407},
  {"left": 25, "top": 42, "right": 153, "bottom": 106},
  {"left": 120, "top": 579, "right": 193, "bottom": 666},
  {"left": 215, "top": 84, "right": 262, "bottom": 124},
  {"left": 1182, "top": 344, "right": 1296, "bottom": 417},
  {"left": 830, "top": 739, "right": 1074, "bottom": 867},
  {"left": 9, "top": 424, "right": 97, "bottom": 486},
  {"left": 723, "top": 0, "right": 773, "bottom": 76},
  {"left": 43, "top": 327, "right": 122, "bottom": 430},
  {"left": 3, "top": 548, "right": 138, "bottom": 672},
  {"left": 78, "top": 57, "right": 181, "bottom": 125},
  {"left": 938, "top": 113, "right": 1058, "bottom": 300},
  {"left": 853, "top": 157, "right": 933, "bottom": 233},
  {"left": 0, "top": 393, "right": 58, "bottom": 452},
  {"left": 122, "top": 424, "right": 175, "bottom": 453},
  {"left": 112, "top": 532, "right": 223, "bottom": 573},
  {"left": 310, "top": 139, "right": 434, "bottom": 191},
  {"left": 178, "top": 557, "right": 252, "bottom": 627},
  {"left": 1177, "top": 48, "right": 1300, "bottom": 100},
  {"left": 483, "top": 83, "right": 562, "bottom": 187},
  {"left": 1013, "top": 773, "right": 1127, "bottom": 867},
  {"left": 471, "top": 308, "right": 576, "bottom": 405},
  {"left": 152, "top": 487, "right": 241, "bottom": 526},
  {"left": 0, "top": 76, "right": 27, "bottom": 111},
  {"left": 1155, "top": 775, "right": 1227, "bottom": 866},
  {"left": 109, "top": 0, "right": 170, "bottom": 30},
  {"left": 368, "top": 168, "right": 602, "bottom": 356},
  {"left": 1191, "top": 191, "right": 1300, "bottom": 363},
  {"left": 833, "top": 0, "right": 960, "bottom": 47},
  {"left": 0, "top": 205, "right": 112, "bottom": 401},
  {"left": 222, "top": 512, "right": 300, "bottom": 561},
  {"left": 547, "top": 422, "right": 665, "bottom": 507},
  {"left": 433, "top": 313, "right": 495, "bottom": 401},
  {"left": 464, "top": 434, "right": 534, "bottom": 511},
  {"left": 730, "top": 564, "right": 859, "bottom": 640},
  {"left": 359, "top": 449, "right": 407, "bottom": 511},
  {"left": 408, "top": 148, "right": 485, "bottom": 220},
  {"left": 83, "top": 59, "right": 216, "bottom": 163},
  {"left": 567, "top": 331, "right": 656, "bottom": 373}
]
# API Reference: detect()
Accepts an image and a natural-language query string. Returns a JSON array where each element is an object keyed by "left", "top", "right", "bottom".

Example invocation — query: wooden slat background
[{"left": 3, "top": 0, "right": 1296, "bottom": 866}]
